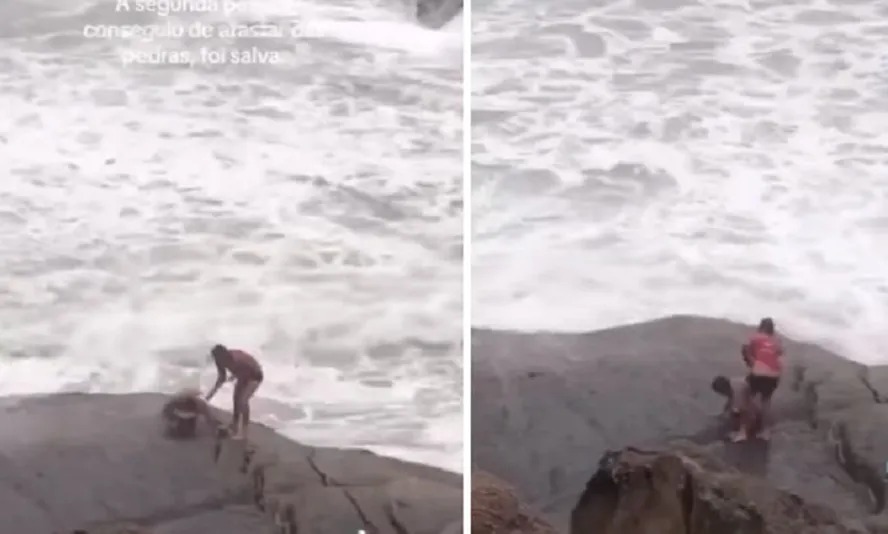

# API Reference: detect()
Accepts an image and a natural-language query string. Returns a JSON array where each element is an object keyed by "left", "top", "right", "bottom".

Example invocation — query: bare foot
[{"left": 729, "top": 431, "right": 748, "bottom": 443}]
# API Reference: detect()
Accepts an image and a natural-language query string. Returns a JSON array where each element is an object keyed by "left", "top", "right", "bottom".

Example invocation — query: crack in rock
[
  {"left": 859, "top": 370, "right": 884, "bottom": 404},
  {"left": 307, "top": 450, "right": 377, "bottom": 533},
  {"left": 805, "top": 375, "right": 886, "bottom": 514},
  {"left": 61, "top": 394, "right": 460, "bottom": 534}
]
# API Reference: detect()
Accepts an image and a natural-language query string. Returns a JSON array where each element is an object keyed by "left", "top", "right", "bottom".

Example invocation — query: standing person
[
  {"left": 737, "top": 318, "right": 783, "bottom": 441},
  {"left": 204, "top": 344, "right": 264, "bottom": 441}
]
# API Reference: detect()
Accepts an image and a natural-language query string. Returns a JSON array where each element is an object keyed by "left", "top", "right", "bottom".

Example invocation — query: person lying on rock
[
  {"left": 737, "top": 317, "right": 783, "bottom": 442},
  {"left": 204, "top": 344, "right": 264, "bottom": 441},
  {"left": 711, "top": 375, "right": 755, "bottom": 441}
]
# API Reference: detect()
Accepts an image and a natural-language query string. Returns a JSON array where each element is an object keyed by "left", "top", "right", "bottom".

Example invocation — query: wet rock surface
[
  {"left": 0, "top": 392, "right": 461, "bottom": 534},
  {"left": 472, "top": 316, "right": 888, "bottom": 531}
]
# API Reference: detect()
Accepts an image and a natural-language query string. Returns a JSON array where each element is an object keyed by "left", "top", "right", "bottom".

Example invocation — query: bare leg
[
  {"left": 728, "top": 410, "right": 747, "bottom": 442},
  {"left": 234, "top": 380, "right": 261, "bottom": 440},
  {"left": 758, "top": 397, "right": 772, "bottom": 440},
  {"left": 732, "top": 394, "right": 763, "bottom": 442},
  {"left": 729, "top": 413, "right": 749, "bottom": 442},
  {"left": 241, "top": 400, "right": 249, "bottom": 440},
  {"left": 230, "top": 380, "right": 243, "bottom": 436}
]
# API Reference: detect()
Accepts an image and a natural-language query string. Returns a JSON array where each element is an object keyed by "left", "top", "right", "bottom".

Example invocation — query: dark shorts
[
  {"left": 238, "top": 367, "right": 264, "bottom": 382},
  {"left": 747, "top": 374, "right": 779, "bottom": 400}
]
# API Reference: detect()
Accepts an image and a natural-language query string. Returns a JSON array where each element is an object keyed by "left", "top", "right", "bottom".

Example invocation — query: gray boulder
[
  {"left": 472, "top": 315, "right": 888, "bottom": 530},
  {"left": 416, "top": 0, "right": 462, "bottom": 29},
  {"left": 0, "top": 392, "right": 461, "bottom": 533}
]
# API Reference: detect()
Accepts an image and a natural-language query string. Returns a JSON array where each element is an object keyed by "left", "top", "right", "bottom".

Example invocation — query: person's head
[
  {"left": 758, "top": 317, "right": 775, "bottom": 335},
  {"left": 711, "top": 375, "right": 732, "bottom": 398},
  {"left": 210, "top": 344, "right": 230, "bottom": 363}
]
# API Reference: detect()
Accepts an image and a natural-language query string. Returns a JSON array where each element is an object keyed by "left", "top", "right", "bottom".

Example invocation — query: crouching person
[
  {"left": 161, "top": 388, "right": 218, "bottom": 439},
  {"left": 711, "top": 375, "right": 757, "bottom": 442}
]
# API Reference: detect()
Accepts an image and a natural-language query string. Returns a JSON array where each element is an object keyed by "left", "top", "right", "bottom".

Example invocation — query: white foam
[
  {"left": 0, "top": 0, "right": 462, "bottom": 471},
  {"left": 306, "top": 16, "right": 462, "bottom": 56},
  {"left": 473, "top": 0, "right": 888, "bottom": 364}
]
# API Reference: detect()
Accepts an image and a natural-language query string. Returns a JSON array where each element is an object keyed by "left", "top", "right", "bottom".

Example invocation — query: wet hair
[
  {"left": 711, "top": 375, "right": 732, "bottom": 397},
  {"left": 211, "top": 344, "right": 229, "bottom": 359},
  {"left": 758, "top": 317, "right": 775, "bottom": 335}
]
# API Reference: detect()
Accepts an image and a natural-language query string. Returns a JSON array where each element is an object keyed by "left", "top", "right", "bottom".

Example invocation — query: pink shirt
[{"left": 748, "top": 332, "right": 782, "bottom": 373}]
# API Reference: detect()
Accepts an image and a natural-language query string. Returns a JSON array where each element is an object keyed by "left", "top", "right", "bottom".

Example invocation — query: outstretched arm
[{"left": 204, "top": 362, "right": 227, "bottom": 401}]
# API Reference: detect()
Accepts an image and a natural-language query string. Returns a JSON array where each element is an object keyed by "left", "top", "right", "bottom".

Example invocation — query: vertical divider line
[{"left": 461, "top": 0, "right": 473, "bottom": 529}]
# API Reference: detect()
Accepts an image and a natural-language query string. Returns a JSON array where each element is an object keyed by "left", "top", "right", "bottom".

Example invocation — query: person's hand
[{"left": 227, "top": 375, "right": 237, "bottom": 382}]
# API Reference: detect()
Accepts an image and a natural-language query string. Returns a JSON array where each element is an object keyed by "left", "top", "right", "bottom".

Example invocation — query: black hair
[
  {"left": 211, "top": 344, "right": 228, "bottom": 359},
  {"left": 758, "top": 317, "right": 775, "bottom": 335},
  {"left": 711, "top": 375, "right": 732, "bottom": 397}
]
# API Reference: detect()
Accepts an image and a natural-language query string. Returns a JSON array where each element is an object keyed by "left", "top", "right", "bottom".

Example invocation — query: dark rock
[
  {"left": 0, "top": 392, "right": 461, "bottom": 533},
  {"left": 472, "top": 315, "right": 888, "bottom": 530},
  {"left": 471, "top": 470, "right": 556, "bottom": 534},
  {"left": 72, "top": 524, "right": 152, "bottom": 534},
  {"left": 416, "top": 0, "right": 463, "bottom": 29},
  {"left": 571, "top": 446, "right": 860, "bottom": 534}
]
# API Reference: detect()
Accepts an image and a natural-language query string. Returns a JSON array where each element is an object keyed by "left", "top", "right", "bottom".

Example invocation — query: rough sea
[
  {"left": 0, "top": 0, "right": 463, "bottom": 472},
  {"left": 472, "top": 0, "right": 888, "bottom": 364}
]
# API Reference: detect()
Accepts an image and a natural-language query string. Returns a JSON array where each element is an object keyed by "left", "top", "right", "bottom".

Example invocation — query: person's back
[
  {"left": 748, "top": 330, "right": 782, "bottom": 376},
  {"left": 741, "top": 317, "right": 782, "bottom": 441},
  {"left": 227, "top": 349, "right": 263, "bottom": 381}
]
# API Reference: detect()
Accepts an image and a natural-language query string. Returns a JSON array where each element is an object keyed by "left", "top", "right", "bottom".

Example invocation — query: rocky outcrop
[
  {"left": 472, "top": 316, "right": 888, "bottom": 531},
  {"left": 472, "top": 470, "right": 556, "bottom": 534},
  {"left": 416, "top": 0, "right": 462, "bottom": 29},
  {"left": 572, "top": 446, "right": 863, "bottom": 534},
  {"left": 0, "top": 392, "right": 461, "bottom": 533}
]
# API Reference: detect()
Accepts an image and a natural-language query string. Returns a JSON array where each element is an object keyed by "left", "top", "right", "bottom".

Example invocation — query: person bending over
[
  {"left": 737, "top": 317, "right": 783, "bottom": 441},
  {"left": 711, "top": 375, "right": 753, "bottom": 441},
  {"left": 204, "top": 344, "right": 264, "bottom": 440}
]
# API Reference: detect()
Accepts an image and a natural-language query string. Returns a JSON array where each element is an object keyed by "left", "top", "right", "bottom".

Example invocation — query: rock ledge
[{"left": 0, "top": 392, "right": 461, "bottom": 534}]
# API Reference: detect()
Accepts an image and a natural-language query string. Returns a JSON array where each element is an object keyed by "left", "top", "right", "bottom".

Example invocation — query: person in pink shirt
[{"left": 736, "top": 317, "right": 783, "bottom": 441}]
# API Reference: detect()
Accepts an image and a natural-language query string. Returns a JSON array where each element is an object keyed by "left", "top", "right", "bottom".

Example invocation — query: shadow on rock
[{"left": 722, "top": 439, "right": 770, "bottom": 477}]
